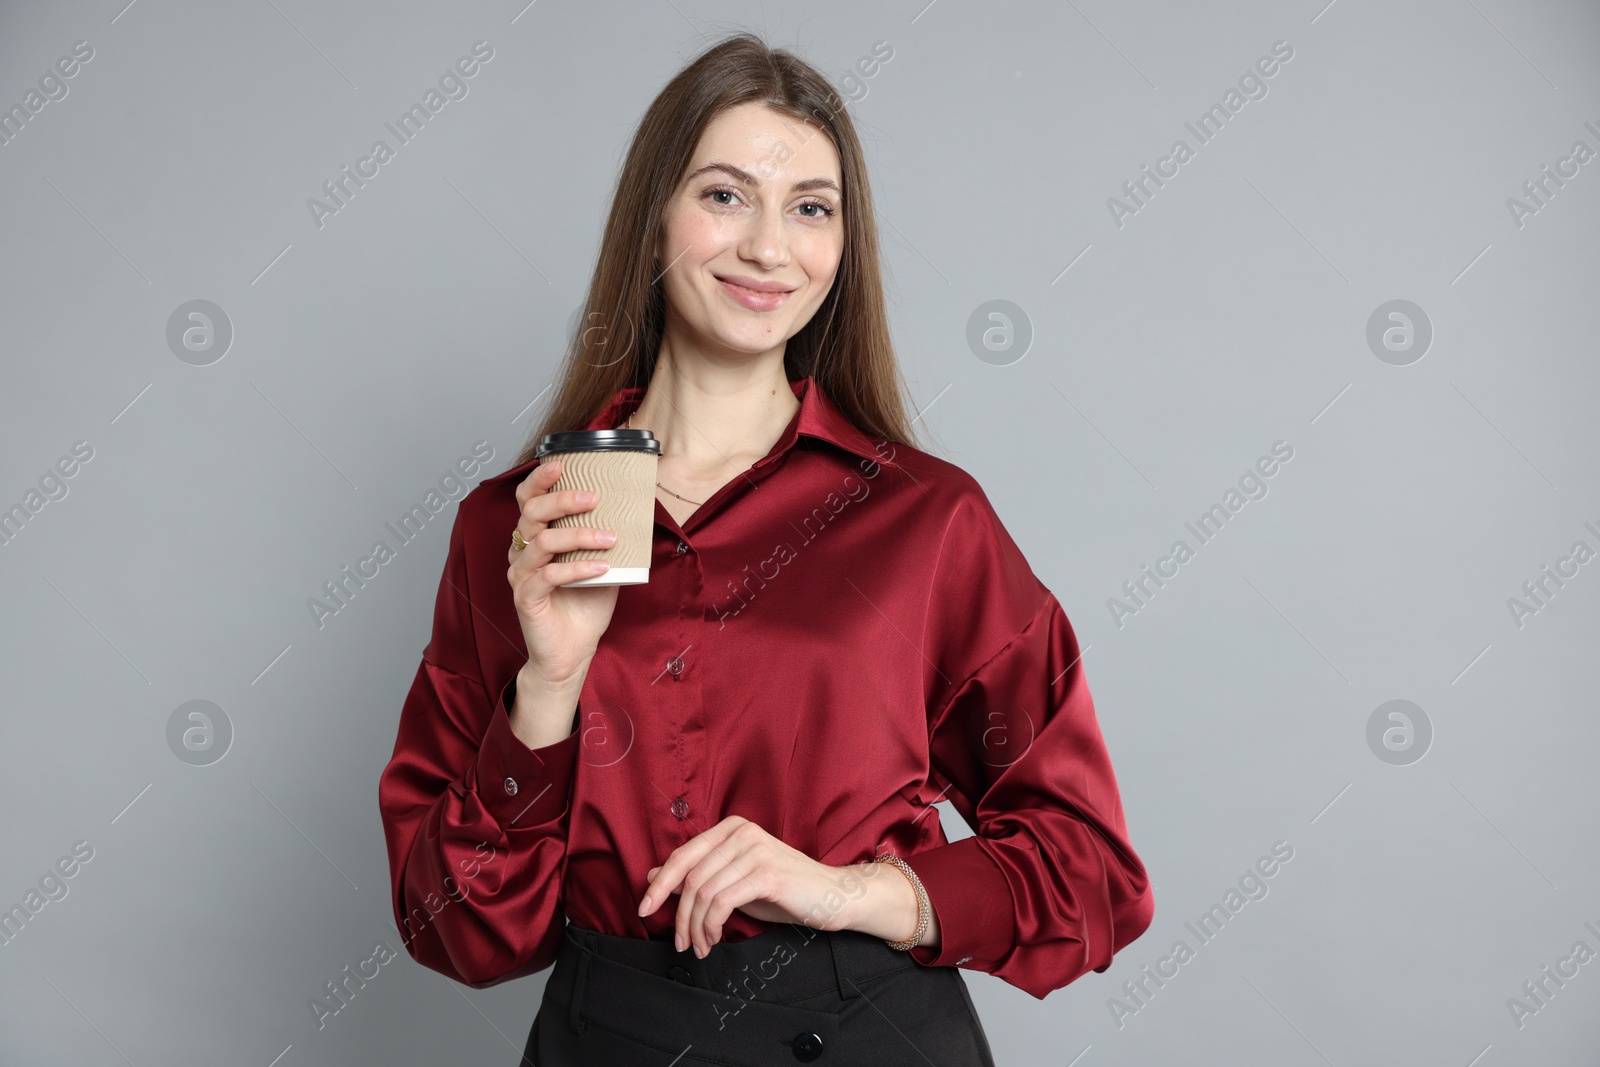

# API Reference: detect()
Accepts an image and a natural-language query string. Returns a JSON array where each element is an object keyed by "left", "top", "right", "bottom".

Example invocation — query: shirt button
[
  {"left": 670, "top": 795, "right": 689, "bottom": 820},
  {"left": 666, "top": 656, "right": 684, "bottom": 678},
  {"left": 503, "top": 777, "right": 518, "bottom": 796},
  {"left": 675, "top": 539, "right": 689, "bottom": 555}
]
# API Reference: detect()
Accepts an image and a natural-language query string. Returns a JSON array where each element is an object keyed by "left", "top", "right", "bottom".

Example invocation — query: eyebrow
[{"left": 684, "top": 162, "right": 841, "bottom": 196}]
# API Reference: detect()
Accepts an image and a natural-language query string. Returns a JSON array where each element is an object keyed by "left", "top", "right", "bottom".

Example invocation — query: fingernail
[
  {"left": 637, "top": 898, "right": 649, "bottom": 916},
  {"left": 591, "top": 561, "right": 609, "bottom": 572},
  {"left": 578, "top": 491, "right": 596, "bottom": 503},
  {"left": 675, "top": 933, "right": 685, "bottom": 952},
  {"left": 598, "top": 531, "right": 617, "bottom": 544}
]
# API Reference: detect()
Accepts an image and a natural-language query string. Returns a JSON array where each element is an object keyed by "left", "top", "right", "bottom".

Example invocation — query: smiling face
[{"left": 654, "top": 101, "right": 845, "bottom": 359}]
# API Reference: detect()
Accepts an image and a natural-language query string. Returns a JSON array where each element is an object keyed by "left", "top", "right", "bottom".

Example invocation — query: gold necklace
[{"left": 621, "top": 413, "right": 705, "bottom": 505}]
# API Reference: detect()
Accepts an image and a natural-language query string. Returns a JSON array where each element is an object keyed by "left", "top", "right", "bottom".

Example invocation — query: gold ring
[{"left": 511, "top": 528, "right": 528, "bottom": 552}]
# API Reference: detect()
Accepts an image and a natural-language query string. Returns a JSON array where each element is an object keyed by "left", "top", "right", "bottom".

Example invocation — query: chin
[{"left": 714, "top": 331, "right": 789, "bottom": 355}]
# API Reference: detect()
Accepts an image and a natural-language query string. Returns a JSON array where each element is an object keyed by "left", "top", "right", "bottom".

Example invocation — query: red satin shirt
[{"left": 378, "top": 374, "right": 1153, "bottom": 1001}]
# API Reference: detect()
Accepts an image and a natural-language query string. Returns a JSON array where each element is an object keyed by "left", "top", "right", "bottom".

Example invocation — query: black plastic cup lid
[{"left": 536, "top": 428, "right": 661, "bottom": 457}]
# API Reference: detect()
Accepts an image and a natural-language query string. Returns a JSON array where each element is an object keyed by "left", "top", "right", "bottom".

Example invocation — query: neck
[{"left": 624, "top": 346, "right": 800, "bottom": 467}]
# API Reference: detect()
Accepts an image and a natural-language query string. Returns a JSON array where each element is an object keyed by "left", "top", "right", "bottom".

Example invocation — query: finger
[
  {"left": 678, "top": 824, "right": 760, "bottom": 956},
  {"left": 539, "top": 557, "right": 613, "bottom": 589},
  {"left": 510, "top": 486, "right": 594, "bottom": 551},
  {"left": 508, "top": 557, "right": 612, "bottom": 610},
  {"left": 514, "top": 456, "right": 563, "bottom": 510},
  {"left": 676, "top": 848, "right": 738, "bottom": 957},
  {"left": 640, "top": 818, "right": 745, "bottom": 918},
  {"left": 642, "top": 865, "right": 663, "bottom": 902},
  {"left": 692, "top": 857, "right": 760, "bottom": 951},
  {"left": 521, "top": 524, "right": 619, "bottom": 567},
  {"left": 638, "top": 857, "right": 686, "bottom": 920},
  {"left": 520, "top": 486, "right": 601, "bottom": 529},
  {"left": 507, "top": 490, "right": 604, "bottom": 571},
  {"left": 507, "top": 546, "right": 610, "bottom": 599},
  {"left": 518, "top": 454, "right": 584, "bottom": 501}
]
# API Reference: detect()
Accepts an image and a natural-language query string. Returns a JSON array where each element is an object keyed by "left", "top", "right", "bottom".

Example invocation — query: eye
[
  {"left": 702, "top": 185, "right": 743, "bottom": 209},
  {"left": 700, "top": 185, "right": 837, "bottom": 221}
]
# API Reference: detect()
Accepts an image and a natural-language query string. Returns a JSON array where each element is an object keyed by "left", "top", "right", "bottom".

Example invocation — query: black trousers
[{"left": 521, "top": 920, "right": 997, "bottom": 1066}]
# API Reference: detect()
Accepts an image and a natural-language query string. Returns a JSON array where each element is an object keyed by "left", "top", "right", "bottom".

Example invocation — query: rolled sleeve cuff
[
  {"left": 474, "top": 673, "right": 580, "bottom": 831},
  {"left": 905, "top": 836, "right": 1016, "bottom": 969}
]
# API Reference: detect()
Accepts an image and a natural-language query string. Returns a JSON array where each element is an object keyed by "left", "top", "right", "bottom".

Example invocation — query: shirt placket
[
  {"left": 651, "top": 457, "right": 782, "bottom": 845},
  {"left": 660, "top": 531, "right": 704, "bottom": 838}
]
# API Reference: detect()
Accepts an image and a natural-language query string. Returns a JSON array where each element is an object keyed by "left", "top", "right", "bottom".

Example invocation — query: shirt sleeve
[
  {"left": 377, "top": 499, "right": 581, "bottom": 987},
  {"left": 906, "top": 488, "right": 1155, "bottom": 1000}
]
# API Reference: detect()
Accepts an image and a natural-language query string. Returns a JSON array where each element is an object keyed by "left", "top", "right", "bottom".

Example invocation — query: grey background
[{"left": 2, "top": 1, "right": 1597, "bottom": 1064}]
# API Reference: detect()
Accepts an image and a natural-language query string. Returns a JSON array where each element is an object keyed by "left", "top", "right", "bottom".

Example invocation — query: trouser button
[{"left": 791, "top": 1031, "right": 824, "bottom": 1061}]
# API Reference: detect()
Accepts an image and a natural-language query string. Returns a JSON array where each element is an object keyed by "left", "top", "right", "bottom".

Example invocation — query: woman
[{"left": 378, "top": 31, "right": 1154, "bottom": 1066}]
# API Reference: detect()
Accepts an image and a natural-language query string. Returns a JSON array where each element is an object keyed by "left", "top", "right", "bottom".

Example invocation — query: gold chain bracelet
[{"left": 872, "top": 853, "right": 930, "bottom": 951}]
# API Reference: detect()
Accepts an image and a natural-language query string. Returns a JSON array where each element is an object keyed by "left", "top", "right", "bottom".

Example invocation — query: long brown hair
[{"left": 509, "top": 31, "right": 924, "bottom": 470}]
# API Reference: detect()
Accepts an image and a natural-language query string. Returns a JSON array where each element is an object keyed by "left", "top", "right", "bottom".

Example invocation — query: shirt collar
[{"left": 583, "top": 374, "right": 897, "bottom": 470}]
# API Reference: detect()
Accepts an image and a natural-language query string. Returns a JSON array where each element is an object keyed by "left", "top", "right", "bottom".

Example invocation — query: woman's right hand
[{"left": 506, "top": 456, "right": 623, "bottom": 694}]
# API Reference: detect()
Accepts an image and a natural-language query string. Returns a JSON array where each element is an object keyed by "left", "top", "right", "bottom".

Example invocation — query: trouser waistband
[{"left": 551, "top": 920, "right": 917, "bottom": 1051}]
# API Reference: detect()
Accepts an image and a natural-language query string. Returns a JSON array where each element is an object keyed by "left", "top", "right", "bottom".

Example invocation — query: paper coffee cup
[{"left": 535, "top": 427, "right": 661, "bottom": 586}]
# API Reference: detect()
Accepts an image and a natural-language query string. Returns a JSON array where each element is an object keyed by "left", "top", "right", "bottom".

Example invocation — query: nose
[{"left": 737, "top": 197, "right": 789, "bottom": 270}]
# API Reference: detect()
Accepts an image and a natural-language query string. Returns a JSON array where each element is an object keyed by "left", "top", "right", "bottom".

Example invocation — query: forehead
[{"left": 688, "top": 102, "right": 840, "bottom": 183}]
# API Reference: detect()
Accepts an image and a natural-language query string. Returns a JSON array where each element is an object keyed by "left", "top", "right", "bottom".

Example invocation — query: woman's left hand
[{"left": 638, "top": 815, "right": 864, "bottom": 957}]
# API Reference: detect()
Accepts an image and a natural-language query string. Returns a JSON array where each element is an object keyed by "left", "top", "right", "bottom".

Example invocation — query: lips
[
  {"left": 715, "top": 275, "right": 795, "bottom": 311},
  {"left": 714, "top": 274, "right": 795, "bottom": 293}
]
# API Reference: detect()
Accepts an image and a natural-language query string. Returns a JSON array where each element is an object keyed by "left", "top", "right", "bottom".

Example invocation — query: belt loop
[
  {"left": 828, "top": 929, "right": 858, "bottom": 1001},
  {"left": 569, "top": 931, "right": 596, "bottom": 1035}
]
